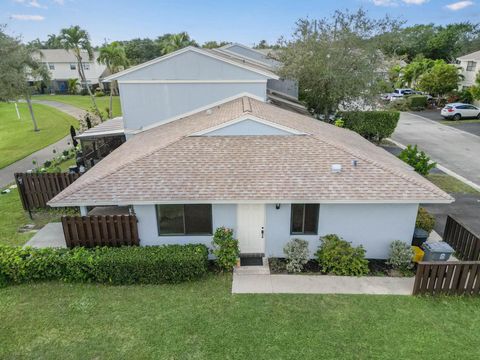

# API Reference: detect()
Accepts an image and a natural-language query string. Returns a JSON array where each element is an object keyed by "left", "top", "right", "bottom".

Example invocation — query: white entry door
[{"left": 237, "top": 204, "right": 265, "bottom": 254}]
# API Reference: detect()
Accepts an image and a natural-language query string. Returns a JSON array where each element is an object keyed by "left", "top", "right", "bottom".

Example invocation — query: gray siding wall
[
  {"left": 119, "top": 82, "right": 266, "bottom": 130},
  {"left": 134, "top": 204, "right": 237, "bottom": 247},
  {"left": 265, "top": 203, "right": 418, "bottom": 259},
  {"left": 118, "top": 50, "right": 271, "bottom": 81},
  {"left": 267, "top": 79, "right": 299, "bottom": 99}
]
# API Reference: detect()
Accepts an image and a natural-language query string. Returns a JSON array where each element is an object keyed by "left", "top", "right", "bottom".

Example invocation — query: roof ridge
[{"left": 242, "top": 97, "right": 252, "bottom": 113}]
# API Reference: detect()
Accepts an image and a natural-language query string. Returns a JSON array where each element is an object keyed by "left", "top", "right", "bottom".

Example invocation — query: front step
[{"left": 234, "top": 257, "right": 270, "bottom": 275}]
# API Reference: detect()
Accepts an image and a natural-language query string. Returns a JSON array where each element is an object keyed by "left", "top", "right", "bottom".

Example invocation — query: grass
[
  {"left": 426, "top": 173, "right": 480, "bottom": 195},
  {"left": 441, "top": 119, "right": 480, "bottom": 125},
  {"left": 0, "top": 187, "right": 68, "bottom": 247},
  {"left": 33, "top": 94, "right": 122, "bottom": 117},
  {"left": 1, "top": 275, "right": 480, "bottom": 359},
  {"left": 0, "top": 102, "right": 78, "bottom": 169}
]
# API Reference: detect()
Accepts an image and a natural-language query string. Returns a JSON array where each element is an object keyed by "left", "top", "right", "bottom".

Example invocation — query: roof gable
[
  {"left": 220, "top": 44, "right": 280, "bottom": 67},
  {"left": 104, "top": 47, "right": 278, "bottom": 82}
]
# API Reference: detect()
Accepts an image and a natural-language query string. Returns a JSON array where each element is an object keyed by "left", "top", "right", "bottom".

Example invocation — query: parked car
[
  {"left": 381, "top": 88, "right": 415, "bottom": 102},
  {"left": 441, "top": 103, "right": 480, "bottom": 120}
]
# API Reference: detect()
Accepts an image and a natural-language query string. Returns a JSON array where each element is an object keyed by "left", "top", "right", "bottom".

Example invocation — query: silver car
[{"left": 441, "top": 103, "right": 480, "bottom": 120}]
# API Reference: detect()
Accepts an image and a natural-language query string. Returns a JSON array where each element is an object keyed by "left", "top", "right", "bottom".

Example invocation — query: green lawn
[
  {"left": 426, "top": 173, "right": 480, "bottom": 194},
  {"left": 0, "top": 102, "right": 78, "bottom": 169},
  {"left": 1, "top": 275, "right": 479, "bottom": 359},
  {"left": 0, "top": 187, "right": 68, "bottom": 247},
  {"left": 34, "top": 94, "right": 122, "bottom": 117},
  {"left": 441, "top": 119, "right": 480, "bottom": 125}
]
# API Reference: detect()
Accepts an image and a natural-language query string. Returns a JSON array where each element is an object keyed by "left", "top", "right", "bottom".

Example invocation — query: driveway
[
  {"left": 410, "top": 110, "right": 480, "bottom": 137},
  {"left": 0, "top": 101, "right": 87, "bottom": 188},
  {"left": 392, "top": 112, "right": 480, "bottom": 187}
]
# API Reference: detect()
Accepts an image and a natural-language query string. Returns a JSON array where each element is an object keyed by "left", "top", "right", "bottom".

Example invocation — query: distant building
[
  {"left": 457, "top": 50, "right": 479, "bottom": 89},
  {"left": 33, "top": 49, "right": 109, "bottom": 93}
]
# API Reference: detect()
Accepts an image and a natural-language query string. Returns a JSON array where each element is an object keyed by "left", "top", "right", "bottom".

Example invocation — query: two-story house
[{"left": 49, "top": 44, "right": 452, "bottom": 262}]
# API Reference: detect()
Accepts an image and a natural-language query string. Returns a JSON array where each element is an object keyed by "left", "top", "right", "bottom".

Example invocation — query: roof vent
[
  {"left": 331, "top": 164, "right": 342, "bottom": 173},
  {"left": 205, "top": 109, "right": 213, "bottom": 115},
  {"left": 352, "top": 159, "right": 358, "bottom": 167}
]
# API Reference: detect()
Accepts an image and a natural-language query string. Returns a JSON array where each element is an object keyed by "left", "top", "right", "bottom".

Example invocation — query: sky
[{"left": 1, "top": 0, "right": 479, "bottom": 46}]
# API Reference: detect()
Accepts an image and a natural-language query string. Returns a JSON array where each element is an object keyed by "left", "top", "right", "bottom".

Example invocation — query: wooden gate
[{"left": 443, "top": 215, "right": 480, "bottom": 261}]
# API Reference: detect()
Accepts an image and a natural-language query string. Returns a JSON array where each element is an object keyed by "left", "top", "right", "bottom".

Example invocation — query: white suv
[{"left": 441, "top": 103, "right": 480, "bottom": 120}]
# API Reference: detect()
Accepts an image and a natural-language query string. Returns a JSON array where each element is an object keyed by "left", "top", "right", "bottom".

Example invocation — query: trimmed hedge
[
  {"left": 0, "top": 244, "right": 208, "bottom": 286},
  {"left": 407, "top": 95, "right": 428, "bottom": 110},
  {"left": 340, "top": 111, "right": 400, "bottom": 142}
]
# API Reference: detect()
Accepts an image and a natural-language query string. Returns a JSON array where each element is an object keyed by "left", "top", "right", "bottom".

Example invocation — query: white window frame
[
  {"left": 70, "top": 63, "right": 77, "bottom": 70},
  {"left": 466, "top": 61, "right": 476, "bottom": 71},
  {"left": 48, "top": 63, "right": 55, "bottom": 70},
  {"left": 83, "top": 63, "right": 90, "bottom": 70}
]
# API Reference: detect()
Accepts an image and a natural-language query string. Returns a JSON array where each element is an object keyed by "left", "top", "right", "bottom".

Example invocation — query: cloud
[
  {"left": 371, "top": 0, "right": 398, "bottom": 6},
  {"left": 445, "top": 1, "right": 474, "bottom": 10},
  {"left": 10, "top": 14, "right": 45, "bottom": 20},
  {"left": 402, "top": 0, "right": 429, "bottom": 3},
  {"left": 28, "top": 0, "right": 47, "bottom": 8},
  {"left": 52, "top": 0, "right": 64, "bottom": 4},
  {"left": 371, "top": 0, "right": 429, "bottom": 5}
]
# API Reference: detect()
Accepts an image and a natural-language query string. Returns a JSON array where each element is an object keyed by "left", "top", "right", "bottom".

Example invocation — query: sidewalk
[
  {"left": 0, "top": 100, "right": 87, "bottom": 188},
  {"left": 232, "top": 273, "right": 414, "bottom": 295}
]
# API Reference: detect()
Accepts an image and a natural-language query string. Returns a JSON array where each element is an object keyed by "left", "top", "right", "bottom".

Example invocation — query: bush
[
  {"left": 315, "top": 234, "right": 369, "bottom": 276},
  {"left": 340, "top": 111, "right": 400, "bottom": 143},
  {"left": 407, "top": 95, "right": 428, "bottom": 110},
  {"left": 269, "top": 258, "right": 286, "bottom": 273},
  {"left": 283, "top": 238, "right": 309, "bottom": 273},
  {"left": 389, "top": 98, "right": 409, "bottom": 112},
  {"left": 211, "top": 227, "right": 239, "bottom": 271},
  {"left": 94, "top": 90, "right": 105, "bottom": 97},
  {"left": 387, "top": 240, "right": 414, "bottom": 272},
  {"left": 0, "top": 244, "right": 208, "bottom": 286},
  {"left": 398, "top": 144, "right": 436, "bottom": 175},
  {"left": 416, "top": 207, "right": 435, "bottom": 234}
]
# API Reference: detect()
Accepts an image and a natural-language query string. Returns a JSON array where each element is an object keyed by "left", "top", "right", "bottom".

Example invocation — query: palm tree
[
  {"left": 160, "top": 32, "right": 197, "bottom": 55},
  {"left": 98, "top": 42, "right": 129, "bottom": 118},
  {"left": 58, "top": 25, "right": 102, "bottom": 119},
  {"left": 67, "top": 78, "right": 79, "bottom": 94}
]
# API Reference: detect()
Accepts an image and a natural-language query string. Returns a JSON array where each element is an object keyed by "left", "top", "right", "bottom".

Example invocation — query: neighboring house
[
  {"left": 32, "top": 49, "right": 108, "bottom": 93},
  {"left": 457, "top": 50, "right": 479, "bottom": 89},
  {"left": 49, "top": 96, "right": 452, "bottom": 259}
]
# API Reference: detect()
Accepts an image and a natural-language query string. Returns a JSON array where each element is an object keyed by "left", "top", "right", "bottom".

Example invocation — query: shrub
[
  {"left": 43, "top": 160, "right": 52, "bottom": 168},
  {"left": 407, "top": 95, "right": 427, "bottom": 110},
  {"left": 340, "top": 111, "right": 400, "bottom": 143},
  {"left": 211, "top": 227, "right": 239, "bottom": 271},
  {"left": 398, "top": 144, "right": 436, "bottom": 175},
  {"left": 95, "top": 90, "right": 105, "bottom": 97},
  {"left": 283, "top": 238, "right": 309, "bottom": 273},
  {"left": 416, "top": 207, "right": 435, "bottom": 233},
  {"left": 269, "top": 258, "right": 286, "bottom": 273},
  {"left": 0, "top": 244, "right": 208, "bottom": 286},
  {"left": 387, "top": 240, "right": 414, "bottom": 272},
  {"left": 389, "top": 98, "right": 409, "bottom": 111},
  {"left": 315, "top": 234, "right": 369, "bottom": 276}
]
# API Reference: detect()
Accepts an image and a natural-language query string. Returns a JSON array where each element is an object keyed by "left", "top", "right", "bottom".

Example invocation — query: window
[
  {"left": 48, "top": 63, "right": 55, "bottom": 70},
  {"left": 466, "top": 61, "right": 476, "bottom": 71},
  {"left": 290, "top": 204, "right": 319, "bottom": 235},
  {"left": 156, "top": 204, "right": 212, "bottom": 236},
  {"left": 70, "top": 63, "right": 77, "bottom": 70},
  {"left": 83, "top": 63, "right": 90, "bottom": 70}
]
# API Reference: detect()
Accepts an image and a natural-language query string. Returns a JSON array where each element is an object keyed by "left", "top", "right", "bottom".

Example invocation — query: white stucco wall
[
  {"left": 134, "top": 204, "right": 237, "bottom": 247},
  {"left": 134, "top": 202, "right": 418, "bottom": 259},
  {"left": 119, "top": 82, "right": 266, "bottom": 130},
  {"left": 265, "top": 203, "right": 419, "bottom": 259},
  {"left": 459, "top": 59, "right": 478, "bottom": 88}
]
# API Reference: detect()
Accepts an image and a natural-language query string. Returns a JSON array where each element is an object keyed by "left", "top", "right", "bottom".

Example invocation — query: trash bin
[
  {"left": 422, "top": 242, "right": 455, "bottom": 261},
  {"left": 412, "top": 228, "right": 429, "bottom": 247}
]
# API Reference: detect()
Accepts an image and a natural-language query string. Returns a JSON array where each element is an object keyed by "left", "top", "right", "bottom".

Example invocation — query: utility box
[
  {"left": 412, "top": 228, "right": 429, "bottom": 247},
  {"left": 422, "top": 242, "right": 455, "bottom": 261}
]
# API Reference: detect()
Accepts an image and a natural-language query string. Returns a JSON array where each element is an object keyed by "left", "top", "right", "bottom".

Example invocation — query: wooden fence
[
  {"left": 413, "top": 261, "right": 480, "bottom": 295},
  {"left": 61, "top": 215, "right": 139, "bottom": 248},
  {"left": 15, "top": 172, "right": 80, "bottom": 210},
  {"left": 443, "top": 215, "right": 480, "bottom": 261}
]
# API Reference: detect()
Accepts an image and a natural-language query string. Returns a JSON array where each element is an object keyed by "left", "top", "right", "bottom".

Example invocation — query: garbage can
[
  {"left": 412, "top": 228, "right": 429, "bottom": 247},
  {"left": 422, "top": 242, "right": 455, "bottom": 261}
]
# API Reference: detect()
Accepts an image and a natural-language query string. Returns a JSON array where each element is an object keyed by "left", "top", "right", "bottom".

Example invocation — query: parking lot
[{"left": 410, "top": 110, "right": 480, "bottom": 137}]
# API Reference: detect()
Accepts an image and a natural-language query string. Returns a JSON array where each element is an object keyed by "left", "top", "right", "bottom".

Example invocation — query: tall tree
[
  {"left": 98, "top": 41, "right": 129, "bottom": 118},
  {"left": 159, "top": 32, "right": 197, "bottom": 55},
  {"left": 0, "top": 27, "right": 50, "bottom": 131},
  {"left": 58, "top": 25, "right": 102, "bottom": 119},
  {"left": 202, "top": 41, "right": 230, "bottom": 49},
  {"left": 279, "top": 9, "right": 401, "bottom": 119},
  {"left": 417, "top": 60, "right": 463, "bottom": 99},
  {"left": 120, "top": 38, "right": 161, "bottom": 65}
]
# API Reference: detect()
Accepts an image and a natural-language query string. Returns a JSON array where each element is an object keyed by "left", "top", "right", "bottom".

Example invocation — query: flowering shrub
[{"left": 283, "top": 238, "right": 309, "bottom": 273}]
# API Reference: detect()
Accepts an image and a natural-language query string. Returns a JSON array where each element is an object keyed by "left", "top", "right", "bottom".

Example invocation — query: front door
[{"left": 237, "top": 204, "right": 265, "bottom": 255}]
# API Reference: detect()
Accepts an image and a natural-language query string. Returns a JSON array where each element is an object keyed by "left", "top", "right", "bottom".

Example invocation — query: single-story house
[{"left": 49, "top": 94, "right": 453, "bottom": 259}]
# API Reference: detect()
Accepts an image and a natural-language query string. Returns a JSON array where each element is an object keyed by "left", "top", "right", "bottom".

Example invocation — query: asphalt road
[
  {"left": 392, "top": 112, "right": 480, "bottom": 187},
  {"left": 411, "top": 110, "right": 480, "bottom": 137}
]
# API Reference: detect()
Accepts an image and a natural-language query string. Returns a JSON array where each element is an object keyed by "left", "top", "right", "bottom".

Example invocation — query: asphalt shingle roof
[{"left": 49, "top": 97, "right": 453, "bottom": 206}]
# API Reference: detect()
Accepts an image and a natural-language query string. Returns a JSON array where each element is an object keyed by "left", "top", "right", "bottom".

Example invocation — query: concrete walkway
[
  {"left": 392, "top": 112, "right": 480, "bottom": 188},
  {"left": 24, "top": 223, "right": 66, "bottom": 248},
  {"left": 0, "top": 100, "right": 87, "bottom": 188},
  {"left": 232, "top": 273, "right": 414, "bottom": 295}
]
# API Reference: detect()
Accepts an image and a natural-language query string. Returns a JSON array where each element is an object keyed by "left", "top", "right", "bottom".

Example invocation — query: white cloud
[
  {"left": 10, "top": 14, "right": 45, "bottom": 20},
  {"left": 371, "top": 0, "right": 398, "bottom": 6},
  {"left": 445, "top": 1, "right": 474, "bottom": 10},
  {"left": 28, "top": 0, "right": 47, "bottom": 8},
  {"left": 402, "top": 0, "right": 429, "bottom": 4}
]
